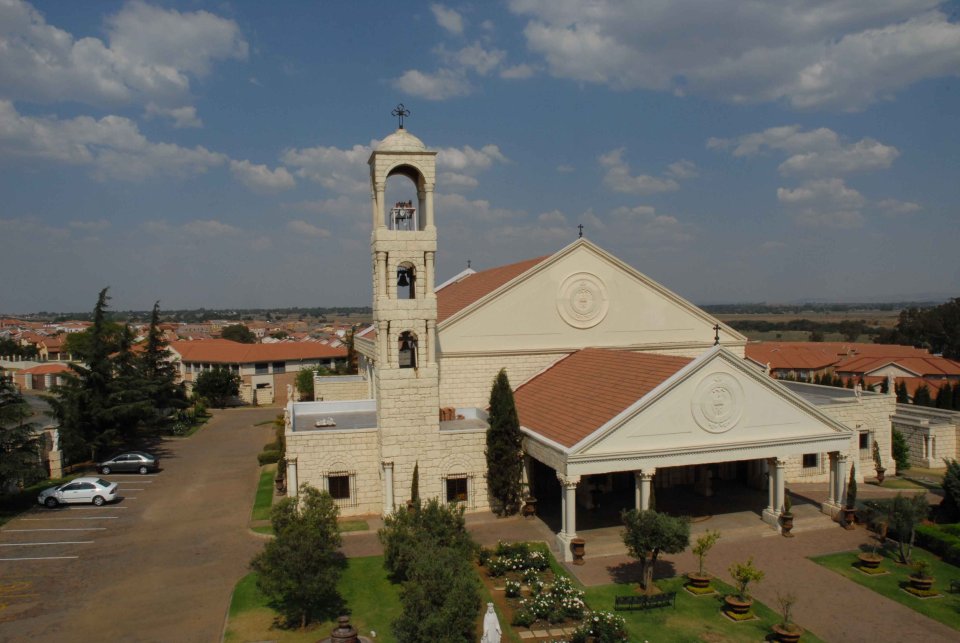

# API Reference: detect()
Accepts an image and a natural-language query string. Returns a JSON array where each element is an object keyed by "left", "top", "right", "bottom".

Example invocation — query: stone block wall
[
  {"left": 439, "top": 352, "right": 566, "bottom": 408},
  {"left": 892, "top": 406, "right": 960, "bottom": 468},
  {"left": 315, "top": 375, "right": 369, "bottom": 401},
  {"left": 286, "top": 428, "right": 382, "bottom": 517}
]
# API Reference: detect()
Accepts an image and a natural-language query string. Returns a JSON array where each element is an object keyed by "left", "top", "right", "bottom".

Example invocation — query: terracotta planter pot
[
  {"left": 521, "top": 497, "right": 537, "bottom": 518},
  {"left": 724, "top": 595, "right": 753, "bottom": 615},
  {"left": 571, "top": 537, "right": 586, "bottom": 565},
  {"left": 857, "top": 552, "right": 883, "bottom": 570},
  {"left": 842, "top": 507, "right": 857, "bottom": 529},
  {"left": 876, "top": 468, "right": 886, "bottom": 484},
  {"left": 909, "top": 575, "right": 934, "bottom": 592},
  {"left": 686, "top": 572, "right": 713, "bottom": 589},
  {"left": 780, "top": 513, "right": 794, "bottom": 537},
  {"left": 772, "top": 623, "right": 804, "bottom": 643}
]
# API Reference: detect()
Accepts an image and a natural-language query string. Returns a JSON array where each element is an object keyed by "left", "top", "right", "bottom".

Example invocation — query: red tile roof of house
[
  {"left": 169, "top": 339, "right": 346, "bottom": 364},
  {"left": 436, "top": 255, "right": 549, "bottom": 323},
  {"left": 746, "top": 342, "right": 932, "bottom": 372},
  {"left": 23, "top": 363, "right": 72, "bottom": 375},
  {"left": 513, "top": 348, "right": 692, "bottom": 449},
  {"left": 836, "top": 355, "right": 960, "bottom": 377}
]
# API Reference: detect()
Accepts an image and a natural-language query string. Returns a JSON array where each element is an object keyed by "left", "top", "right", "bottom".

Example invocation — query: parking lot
[{"left": 0, "top": 408, "right": 275, "bottom": 642}]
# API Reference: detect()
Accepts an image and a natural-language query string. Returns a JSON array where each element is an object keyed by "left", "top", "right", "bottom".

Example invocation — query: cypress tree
[
  {"left": 485, "top": 369, "right": 523, "bottom": 516},
  {"left": 410, "top": 461, "right": 420, "bottom": 503},
  {"left": 913, "top": 384, "right": 932, "bottom": 407},
  {"left": 953, "top": 383, "right": 960, "bottom": 411},
  {"left": 896, "top": 381, "right": 910, "bottom": 403},
  {"left": 936, "top": 384, "right": 953, "bottom": 409}
]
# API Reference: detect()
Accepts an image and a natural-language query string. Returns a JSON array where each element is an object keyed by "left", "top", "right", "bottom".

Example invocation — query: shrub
[
  {"left": 892, "top": 429, "right": 909, "bottom": 472},
  {"left": 378, "top": 498, "right": 475, "bottom": 582},
  {"left": 511, "top": 608, "right": 534, "bottom": 627},
  {"left": 477, "top": 546, "right": 493, "bottom": 567},
  {"left": 505, "top": 579, "right": 521, "bottom": 598},
  {"left": 915, "top": 524, "right": 960, "bottom": 565},
  {"left": 729, "top": 557, "right": 764, "bottom": 601},
  {"left": 258, "top": 450, "right": 281, "bottom": 465},
  {"left": 571, "top": 611, "right": 628, "bottom": 643}
]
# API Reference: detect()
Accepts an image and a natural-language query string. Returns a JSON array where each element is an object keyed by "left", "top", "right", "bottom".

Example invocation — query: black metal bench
[{"left": 614, "top": 592, "right": 676, "bottom": 611}]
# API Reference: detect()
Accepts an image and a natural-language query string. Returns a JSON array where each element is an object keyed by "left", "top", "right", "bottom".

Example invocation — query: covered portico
[{"left": 513, "top": 346, "right": 856, "bottom": 561}]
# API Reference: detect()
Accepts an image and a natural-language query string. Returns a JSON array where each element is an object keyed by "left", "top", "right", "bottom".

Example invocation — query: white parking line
[
  {"left": 22, "top": 517, "right": 117, "bottom": 521},
  {"left": 0, "top": 556, "right": 79, "bottom": 561},
  {"left": 56, "top": 505, "right": 128, "bottom": 510},
  {"left": 5, "top": 528, "right": 107, "bottom": 532},
  {"left": 0, "top": 541, "right": 93, "bottom": 546}
]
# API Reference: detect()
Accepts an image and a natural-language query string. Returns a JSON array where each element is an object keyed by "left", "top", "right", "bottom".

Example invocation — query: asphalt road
[{"left": 0, "top": 408, "right": 276, "bottom": 642}]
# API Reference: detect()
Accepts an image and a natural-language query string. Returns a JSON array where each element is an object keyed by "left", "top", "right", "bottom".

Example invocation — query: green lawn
[
  {"left": 811, "top": 548, "right": 960, "bottom": 631},
  {"left": 251, "top": 465, "right": 276, "bottom": 521},
  {"left": 582, "top": 576, "right": 825, "bottom": 643},
  {"left": 339, "top": 519, "right": 369, "bottom": 533},
  {"left": 872, "top": 477, "right": 924, "bottom": 490},
  {"left": 224, "top": 556, "right": 400, "bottom": 642}
]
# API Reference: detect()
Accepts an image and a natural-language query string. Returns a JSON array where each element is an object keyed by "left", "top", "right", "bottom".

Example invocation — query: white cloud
[
  {"left": 436, "top": 144, "right": 508, "bottom": 171},
  {"left": 437, "top": 193, "right": 521, "bottom": 221},
  {"left": 439, "top": 172, "right": 479, "bottom": 190},
  {"left": 181, "top": 219, "right": 240, "bottom": 237},
  {"left": 0, "top": 0, "right": 247, "bottom": 109},
  {"left": 610, "top": 205, "right": 696, "bottom": 244},
  {"left": 876, "top": 198, "right": 921, "bottom": 216},
  {"left": 509, "top": 1, "right": 960, "bottom": 110},
  {"left": 598, "top": 148, "right": 683, "bottom": 195},
  {"left": 145, "top": 104, "right": 202, "bottom": 129},
  {"left": 451, "top": 43, "right": 506, "bottom": 75},
  {"left": 500, "top": 63, "right": 535, "bottom": 79},
  {"left": 537, "top": 209, "right": 567, "bottom": 225},
  {"left": 710, "top": 125, "right": 899, "bottom": 176},
  {"left": 286, "top": 220, "right": 331, "bottom": 238},
  {"left": 0, "top": 100, "right": 226, "bottom": 180},
  {"left": 229, "top": 160, "right": 295, "bottom": 192},
  {"left": 556, "top": 164, "right": 574, "bottom": 173},
  {"left": 280, "top": 142, "right": 373, "bottom": 193},
  {"left": 392, "top": 68, "right": 472, "bottom": 100},
  {"left": 285, "top": 195, "right": 361, "bottom": 217},
  {"left": 431, "top": 4, "right": 464, "bottom": 35},
  {"left": 666, "top": 160, "right": 698, "bottom": 179},
  {"left": 777, "top": 178, "right": 866, "bottom": 228}
]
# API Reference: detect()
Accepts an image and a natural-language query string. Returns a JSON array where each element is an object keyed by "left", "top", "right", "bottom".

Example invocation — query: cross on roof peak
[{"left": 391, "top": 103, "right": 410, "bottom": 129}]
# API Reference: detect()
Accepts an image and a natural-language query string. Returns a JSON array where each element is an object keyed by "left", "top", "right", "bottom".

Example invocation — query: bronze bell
[{"left": 396, "top": 267, "right": 410, "bottom": 287}]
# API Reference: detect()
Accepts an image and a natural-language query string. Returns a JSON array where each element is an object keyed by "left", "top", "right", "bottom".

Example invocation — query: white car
[{"left": 38, "top": 477, "right": 119, "bottom": 507}]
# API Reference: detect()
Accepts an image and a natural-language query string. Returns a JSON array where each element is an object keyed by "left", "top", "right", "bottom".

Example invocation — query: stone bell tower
[{"left": 368, "top": 107, "right": 440, "bottom": 513}]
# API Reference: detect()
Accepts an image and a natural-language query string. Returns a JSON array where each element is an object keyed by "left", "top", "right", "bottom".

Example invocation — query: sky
[{"left": 1, "top": 0, "right": 958, "bottom": 314}]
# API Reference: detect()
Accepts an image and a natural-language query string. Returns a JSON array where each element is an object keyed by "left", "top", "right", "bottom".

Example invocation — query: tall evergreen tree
[
  {"left": 0, "top": 376, "right": 45, "bottom": 491},
  {"left": 936, "top": 384, "right": 953, "bottom": 409},
  {"left": 485, "top": 369, "right": 523, "bottom": 516},
  {"left": 913, "top": 384, "right": 933, "bottom": 407},
  {"left": 137, "top": 302, "right": 186, "bottom": 428},
  {"left": 953, "top": 383, "right": 960, "bottom": 411},
  {"left": 895, "top": 381, "right": 910, "bottom": 403}
]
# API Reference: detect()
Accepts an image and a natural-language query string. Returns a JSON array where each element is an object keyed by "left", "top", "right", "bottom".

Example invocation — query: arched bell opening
[
  {"left": 397, "top": 331, "right": 418, "bottom": 369},
  {"left": 396, "top": 262, "right": 416, "bottom": 299},
  {"left": 384, "top": 165, "right": 425, "bottom": 231}
]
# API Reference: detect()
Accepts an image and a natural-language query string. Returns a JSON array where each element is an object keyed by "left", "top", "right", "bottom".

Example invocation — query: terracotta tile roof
[
  {"left": 514, "top": 348, "right": 692, "bottom": 449},
  {"left": 836, "top": 355, "right": 960, "bottom": 377},
  {"left": 437, "top": 255, "right": 549, "bottom": 323},
  {"left": 746, "top": 342, "right": 932, "bottom": 372},
  {"left": 23, "top": 363, "right": 72, "bottom": 375},
  {"left": 169, "top": 339, "right": 346, "bottom": 364}
]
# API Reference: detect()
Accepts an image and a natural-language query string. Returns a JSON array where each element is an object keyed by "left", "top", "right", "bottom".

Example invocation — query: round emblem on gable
[
  {"left": 557, "top": 272, "right": 609, "bottom": 329},
  {"left": 691, "top": 372, "right": 744, "bottom": 434}
]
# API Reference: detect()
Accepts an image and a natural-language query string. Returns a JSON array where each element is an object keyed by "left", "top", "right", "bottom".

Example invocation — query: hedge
[
  {"left": 915, "top": 524, "right": 960, "bottom": 566},
  {"left": 258, "top": 450, "right": 282, "bottom": 465}
]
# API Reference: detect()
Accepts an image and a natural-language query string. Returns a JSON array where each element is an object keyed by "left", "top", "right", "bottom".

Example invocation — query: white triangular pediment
[
  {"left": 438, "top": 240, "right": 745, "bottom": 355},
  {"left": 575, "top": 348, "right": 852, "bottom": 459}
]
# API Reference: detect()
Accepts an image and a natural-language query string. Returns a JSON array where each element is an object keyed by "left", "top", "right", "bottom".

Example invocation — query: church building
[{"left": 284, "top": 124, "right": 895, "bottom": 560}]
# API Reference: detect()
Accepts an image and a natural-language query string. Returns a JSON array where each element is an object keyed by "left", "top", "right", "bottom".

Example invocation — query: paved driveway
[{"left": 0, "top": 408, "right": 276, "bottom": 642}]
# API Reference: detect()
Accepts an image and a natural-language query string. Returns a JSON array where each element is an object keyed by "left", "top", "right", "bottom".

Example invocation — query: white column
[
  {"left": 635, "top": 471, "right": 653, "bottom": 510},
  {"left": 774, "top": 458, "right": 787, "bottom": 515},
  {"left": 766, "top": 458, "right": 776, "bottom": 513},
  {"left": 426, "top": 320, "right": 437, "bottom": 366},
  {"left": 374, "top": 188, "right": 384, "bottom": 228},
  {"left": 383, "top": 461, "right": 395, "bottom": 515},
  {"left": 828, "top": 452, "right": 838, "bottom": 504},
  {"left": 285, "top": 457, "right": 298, "bottom": 498},
  {"left": 424, "top": 186, "right": 435, "bottom": 228},
  {"left": 557, "top": 473, "right": 580, "bottom": 537},
  {"left": 837, "top": 454, "right": 849, "bottom": 506}
]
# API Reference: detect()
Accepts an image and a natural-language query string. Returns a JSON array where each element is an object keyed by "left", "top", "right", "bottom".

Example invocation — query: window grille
[
  {"left": 443, "top": 474, "right": 474, "bottom": 508},
  {"left": 801, "top": 453, "right": 824, "bottom": 475},
  {"left": 325, "top": 471, "right": 358, "bottom": 508}
]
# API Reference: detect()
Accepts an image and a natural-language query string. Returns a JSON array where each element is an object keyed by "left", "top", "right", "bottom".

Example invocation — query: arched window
[
  {"left": 398, "top": 331, "right": 418, "bottom": 369},
  {"left": 384, "top": 165, "right": 425, "bottom": 231},
  {"left": 396, "top": 262, "right": 416, "bottom": 299}
]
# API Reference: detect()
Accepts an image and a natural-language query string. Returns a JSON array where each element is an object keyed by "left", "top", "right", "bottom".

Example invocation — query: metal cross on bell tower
[
  {"left": 713, "top": 323, "right": 721, "bottom": 346},
  {"left": 391, "top": 103, "right": 410, "bottom": 129},
  {"left": 577, "top": 224, "right": 584, "bottom": 238}
]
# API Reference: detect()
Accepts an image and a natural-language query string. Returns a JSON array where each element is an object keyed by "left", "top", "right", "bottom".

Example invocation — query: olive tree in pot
[
  {"left": 872, "top": 441, "right": 886, "bottom": 484},
  {"left": 724, "top": 557, "right": 764, "bottom": 617},
  {"left": 686, "top": 530, "right": 721, "bottom": 592},
  {"left": 780, "top": 492, "right": 794, "bottom": 537},
  {"left": 908, "top": 559, "right": 935, "bottom": 592},
  {"left": 771, "top": 591, "right": 803, "bottom": 643}
]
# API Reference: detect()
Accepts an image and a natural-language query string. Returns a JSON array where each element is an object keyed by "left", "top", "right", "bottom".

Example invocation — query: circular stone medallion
[
  {"left": 556, "top": 272, "right": 609, "bottom": 329},
  {"left": 691, "top": 372, "right": 744, "bottom": 433}
]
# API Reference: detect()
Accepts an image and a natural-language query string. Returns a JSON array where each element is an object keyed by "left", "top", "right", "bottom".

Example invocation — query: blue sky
[{"left": 1, "top": 0, "right": 958, "bottom": 313}]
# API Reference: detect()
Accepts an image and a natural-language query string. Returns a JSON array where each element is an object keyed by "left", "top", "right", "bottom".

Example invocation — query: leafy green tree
[
  {"left": 939, "top": 459, "right": 960, "bottom": 523},
  {"left": 393, "top": 544, "right": 480, "bottom": 643},
  {"left": 0, "top": 338, "right": 38, "bottom": 360},
  {"left": 294, "top": 367, "right": 315, "bottom": 401},
  {"left": 221, "top": 324, "right": 256, "bottom": 344},
  {"left": 728, "top": 557, "right": 764, "bottom": 601},
  {"left": 692, "top": 529, "right": 721, "bottom": 577},
  {"left": 862, "top": 493, "right": 928, "bottom": 564},
  {"left": 193, "top": 366, "right": 240, "bottom": 408},
  {"left": 378, "top": 498, "right": 475, "bottom": 582},
  {"left": 621, "top": 509, "right": 690, "bottom": 592},
  {"left": 876, "top": 298, "right": 960, "bottom": 359},
  {"left": 250, "top": 484, "right": 345, "bottom": 629},
  {"left": 0, "top": 376, "right": 45, "bottom": 490},
  {"left": 892, "top": 429, "right": 910, "bottom": 473},
  {"left": 485, "top": 369, "right": 523, "bottom": 516},
  {"left": 63, "top": 321, "right": 126, "bottom": 361}
]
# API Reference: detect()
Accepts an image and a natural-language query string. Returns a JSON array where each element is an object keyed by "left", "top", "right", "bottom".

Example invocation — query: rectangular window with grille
[
  {"left": 445, "top": 475, "right": 468, "bottom": 504},
  {"left": 326, "top": 472, "right": 358, "bottom": 507},
  {"left": 802, "top": 453, "right": 819, "bottom": 469}
]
